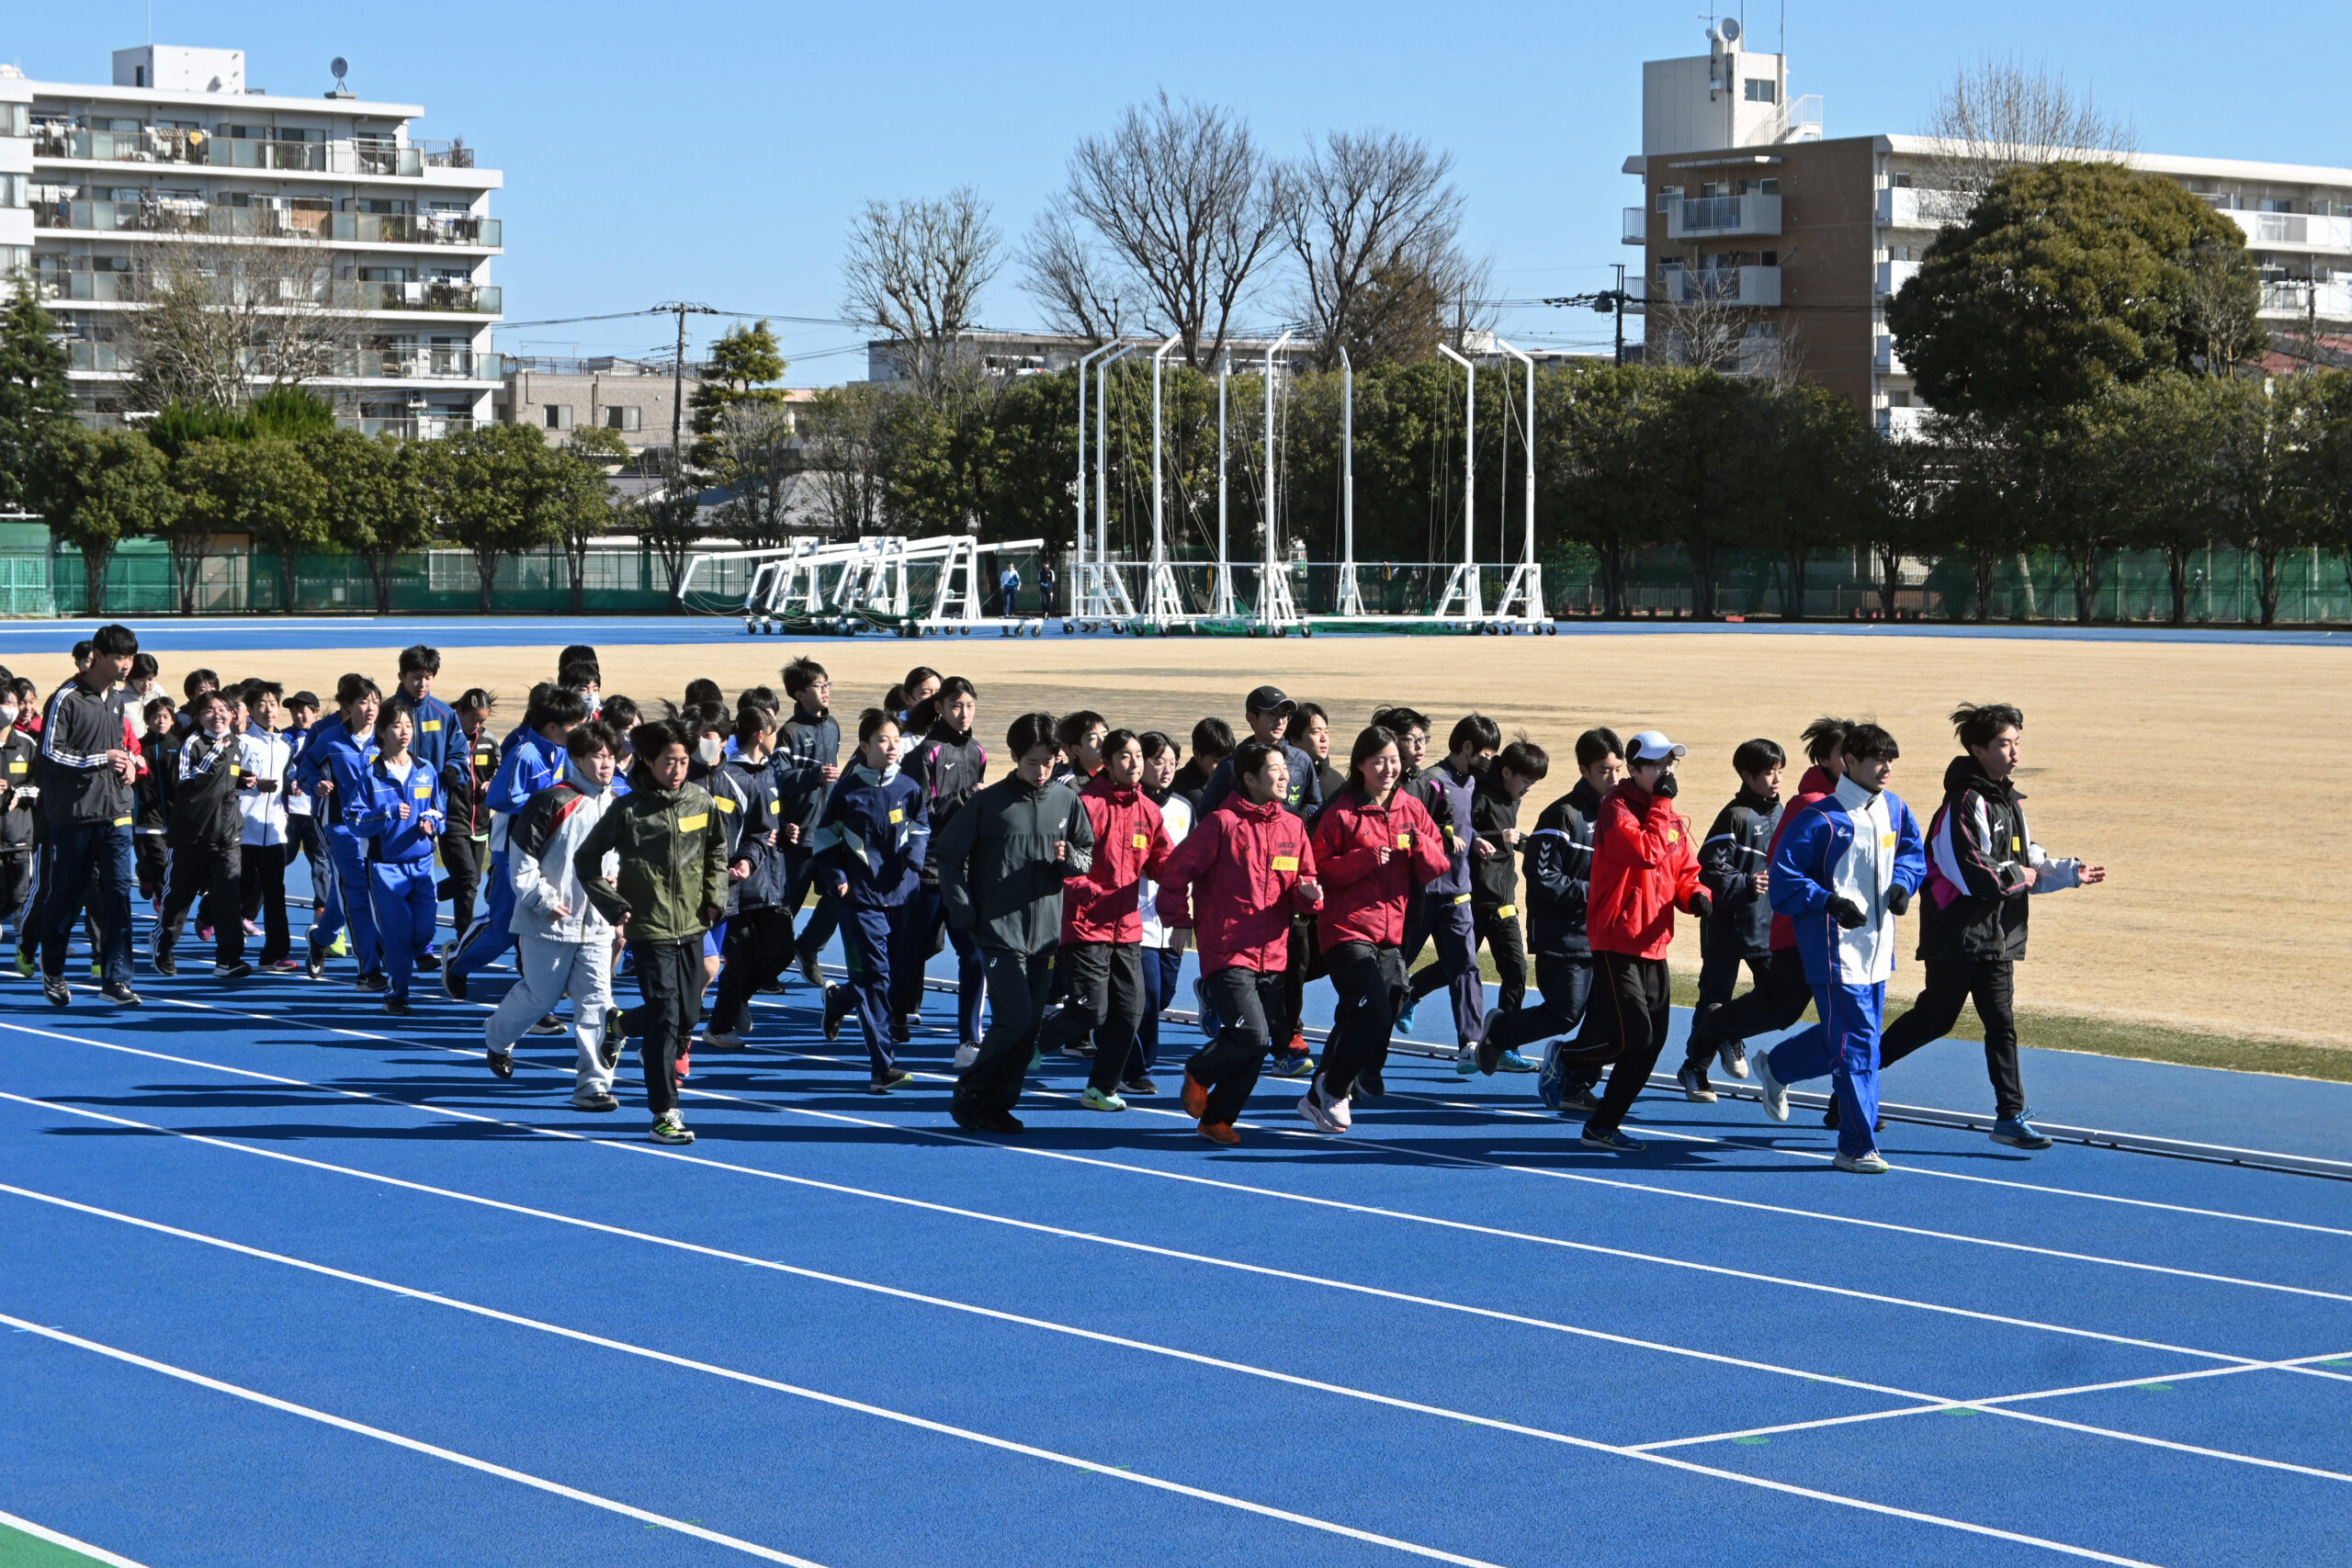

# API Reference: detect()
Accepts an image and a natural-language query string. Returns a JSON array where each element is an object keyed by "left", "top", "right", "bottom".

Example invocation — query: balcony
[
  {"left": 1622, "top": 206, "right": 1647, "bottom": 244},
  {"left": 32, "top": 125, "right": 208, "bottom": 164},
  {"left": 337, "top": 414, "right": 477, "bottom": 441},
  {"left": 1872, "top": 335, "right": 1906, "bottom": 375},
  {"left": 1877, "top": 186, "right": 1973, "bottom": 231},
  {"left": 337, "top": 348, "right": 503, "bottom": 381},
  {"left": 36, "top": 271, "right": 136, "bottom": 302},
  {"left": 1879, "top": 404, "right": 1933, "bottom": 442},
  {"left": 66, "top": 343, "right": 126, "bottom": 372},
  {"left": 32, "top": 126, "right": 485, "bottom": 178},
  {"left": 1667, "top": 193, "right": 1781, "bottom": 240},
  {"left": 1658, "top": 265, "right": 1781, "bottom": 307},
  {"left": 2259, "top": 279, "right": 2352, "bottom": 321},
  {"left": 2228, "top": 210, "right": 2352, "bottom": 254},
  {"left": 1770, "top": 95, "right": 1824, "bottom": 143},
  {"left": 33, "top": 199, "right": 499, "bottom": 248},
  {"left": 334, "top": 280, "right": 503, "bottom": 314},
  {"left": 1875, "top": 259, "right": 1920, "bottom": 299}
]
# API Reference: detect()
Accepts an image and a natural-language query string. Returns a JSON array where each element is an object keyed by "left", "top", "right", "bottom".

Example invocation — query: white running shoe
[
  {"left": 1833, "top": 1148, "right": 1890, "bottom": 1175},
  {"left": 1753, "top": 1047, "right": 1790, "bottom": 1122},
  {"left": 952, "top": 1041, "right": 979, "bottom": 1071},
  {"left": 1719, "top": 1039, "right": 1750, "bottom": 1079},
  {"left": 1296, "top": 1078, "right": 1349, "bottom": 1134}
]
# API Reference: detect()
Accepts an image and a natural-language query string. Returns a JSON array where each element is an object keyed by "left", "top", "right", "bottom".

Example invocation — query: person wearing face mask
[
  {"left": 153, "top": 690, "right": 251, "bottom": 979},
  {"left": 0, "top": 686, "right": 41, "bottom": 960},
  {"left": 1749, "top": 723, "right": 1928, "bottom": 1174},
  {"left": 489, "top": 722, "right": 625, "bottom": 1108},
  {"left": 934, "top": 712, "right": 1096, "bottom": 1134},
  {"left": 812, "top": 708, "right": 930, "bottom": 1092},
  {"left": 1040, "top": 728, "right": 1174, "bottom": 1112},
  {"left": 1551, "top": 729, "right": 1711, "bottom": 1154},
  {"left": 896, "top": 676, "right": 988, "bottom": 1052}
]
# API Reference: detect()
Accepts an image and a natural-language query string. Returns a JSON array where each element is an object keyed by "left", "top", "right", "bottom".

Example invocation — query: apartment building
[
  {"left": 492, "top": 358, "right": 818, "bottom": 457},
  {"left": 0, "top": 45, "right": 503, "bottom": 437},
  {"left": 1623, "top": 24, "right": 2352, "bottom": 435}
]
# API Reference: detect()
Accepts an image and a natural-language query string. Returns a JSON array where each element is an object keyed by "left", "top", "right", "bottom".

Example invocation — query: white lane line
[
  {"left": 0, "top": 1021, "right": 2295, "bottom": 1371},
  {"left": 0, "top": 1189, "right": 2182, "bottom": 1567},
  {"left": 0, "top": 1312, "right": 826, "bottom": 1565},
  {"left": 0, "top": 1507, "right": 151, "bottom": 1567}
]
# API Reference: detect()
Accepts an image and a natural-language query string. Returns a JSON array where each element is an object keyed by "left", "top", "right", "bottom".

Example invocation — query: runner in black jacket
[
  {"left": 34, "top": 623, "right": 142, "bottom": 1004},
  {"left": 1677, "top": 739, "right": 1784, "bottom": 1100},
  {"left": 896, "top": 677, "right": 988, "bottom": 1046}
]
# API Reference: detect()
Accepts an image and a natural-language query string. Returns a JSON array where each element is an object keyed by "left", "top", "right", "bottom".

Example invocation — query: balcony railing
[
  {"left": 337, "top": 414, "right": 477, "bottom": 440},
  {"left": 1875, "top": 259, "right": 1920, "bottom": 299},
  {"left": 34, "top": 126, "right": 485, "bottom": 178},
  {"left": 2228, "top": 209, "right": 2352, "bottom": 253},
  {"left": 33, "top": 199, "right": 499, "bottom": 248},
  {"left": 333, "top": 280, "right": 502, "bottom": 314},
  {"left": 1872, "top": 334, "right": 1906, "bottom": 375},
  {"left": 1622, "top": 206, "right": 1647, "bottom": 244},
  {"left": 1880, "top": 404, "right": 1932, "bottom": 442},
  {"left": 336, "top": 349, "right": 503, "bottom": 380},
  {"left": 33, "top": 126, "right": 208, "bottom": 164},
  {"left": 1770, "top": 95, "right": 1824, "bottom": 143},
  {"left": 1667, "top": 193, "right": 1781, "bottom": 240},
  {"left": 35, "top": 271, "right": 500, "bottom": 316},
  {"left": 1659, "top": 265, "right": 1781, "bottom": 307},
  {"left": 208, "top": 137, "right": 330, "bottom": 173},
  {"left": 1877, "top": 186, "right": 1973, "bottom": 230},
  {"left": 37, "top": 271, "right": 136, "bottom": 302},
  {"left": 2259, "top": 279, "right": 2352, "bottom": 321},
  {"left": 67, "top": 343, "right": 127, "bottom": 372}
]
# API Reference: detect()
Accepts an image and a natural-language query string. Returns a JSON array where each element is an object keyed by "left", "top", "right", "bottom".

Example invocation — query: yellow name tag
[
  {"left": 767, "top": 794, "right": 779, "bottom": 808},
  {"left": 715, "top": 795, "right": 737, "bottom": 814},
  {"left": 1132, "top": 831, "right": 1148, "bottom": 850},
  {"left": 1665, "top": 829, "right": 1679, "bottom": 843},
  {"left": 421, "top": 719, "right": 442, "bottom": 732},
  {"left": 2011, "top": 836, "right": 2021, "bottom": 852},
  {"left": 1271, "top": 854, "right": 1298, "bottom": 873},
  {"left": 6, "top": 761, "right": 23, "bottom": 773},
  {"left": 1881, "top": 832, "right": 1896, "bottom": 852},
  {"left": 1453, "top": 892, "right": 1473, "bottom": 905},
  {"left": 413, "top": 784, "right": 433, "bottom": 799},
  {"left": 678, "top": 813, "right": 708, "bottom": 831},
  {"left": 1442, "top": 826, "right": 1454, "bottom": 841},
  {"left": 114, "top": 816, "right": 132, "bottom": 827},
  {"left": 888, "top": 807, "right": 903, "bottom": 824},
  {"left": 1497, "top": 904, "right": 1517, "bottom": 919},
  {"left": 1396, "top": 831, "right": 1412, "bottom": 849}
]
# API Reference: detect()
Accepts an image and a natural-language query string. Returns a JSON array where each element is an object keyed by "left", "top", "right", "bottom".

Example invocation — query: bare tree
[
  {"left": 1647, "top": 267, "right": 1754, "bottom": 373},
  {"left": 123, "top": 236, "right": 357, "bottom": 412},
  {"left": 712, "top": 400, "right": 810, "bottom": 549},
  {"left": 797, "top": 382, "right": 893, "bottom": 540},
  {"left": 1279, "top": 129, "right": 1472, "bottom": 370},
  {"left": 841, "top": 186, "right": 1001, "bottom": 390},
  {"left": 1919, "top": 55, "right": 2136, "bottom": 207},
  {"left": 1018, "top": 197, "right": 1125, "bottom": 344},
  {"left": 1059, "top": 92, "right": 1283, "bottom": 370}
]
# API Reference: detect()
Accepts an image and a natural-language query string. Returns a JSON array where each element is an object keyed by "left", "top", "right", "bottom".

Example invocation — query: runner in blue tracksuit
[
  {"left": 351, "top": 705, "right": 447, "bottom": 1013},
  {"left": 813, "top": 708, "right": 929, "bottom": 1090},
  {"left": 1749, "top": 723, "right": 1927, "bottom": 1171},
  {"left": 443, "top": 684, "right": 586, "bottom": 998},
  {"left": 294, "top": 675, "right": 382, "bottom": 984}
]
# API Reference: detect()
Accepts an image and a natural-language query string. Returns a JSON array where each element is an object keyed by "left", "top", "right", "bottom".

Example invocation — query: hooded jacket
[
  {"left": 485, "top": 727, "right": 567, "bottom": 853},
  {"left": 934, "top": 772, "right": 1095, "bottom": 954},
  {"left": 1154, "top": 795, "right": 1322, "bottom": 974},
  {"left": 904, "top": 722, "right": 988, "bottom": 888},
  {"left": 573, "top": 777, "right": 730, "bottom": 943},
  {"left": 507, "top": 755, "right": 619, "bottom": 943},
  {"left": 1309, "top": 786, "right": 1451, "bottom": 951},
  {"left": 1699, "top": 785, "right": 1783, "bottom": 960},
  {"left": 812, "top": 761, "right": 930, "bottom": 909},
  {"left": 1058, "top": 776, "right": 1173, "bottom": 944},
  {"left": 1521, "top": 778, "right": 1605, "bottom": 959},
  {"left": 1765, "top": 764, "right": 1840, "bottom": 953},
  {"left": 1770, "top": 773, "right": 1927, "bottom": 987},
  {"left": 1586, "top": 777, "right": 1703, "bottom": 961},
  {"left": 1917, "top": 755, "right": 2082, "bottom": 964}
]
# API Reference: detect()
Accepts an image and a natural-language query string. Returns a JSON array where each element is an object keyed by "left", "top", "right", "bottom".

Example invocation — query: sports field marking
[
  {"left": 0, "top": 1189, "right": 2188, "bottom": 1567},
  {"left": 2, "top": 1018, "right": 2309, "bottom": 1371},
  {"left": 0, "top": 1508, "right": 150, "bottom": 1567},
  {"left": 0, "top": 1314, "right": 828, "bottom": 1565}
]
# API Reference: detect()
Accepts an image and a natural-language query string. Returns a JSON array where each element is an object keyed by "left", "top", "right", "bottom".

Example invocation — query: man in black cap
[{"left": 1195, "top": 686, "right": 1322, "bottom": 822}]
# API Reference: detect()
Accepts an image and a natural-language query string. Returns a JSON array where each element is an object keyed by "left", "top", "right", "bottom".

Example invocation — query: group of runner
[{"left": 9, "top": 623, "right": 2104, "bottom": 1168}]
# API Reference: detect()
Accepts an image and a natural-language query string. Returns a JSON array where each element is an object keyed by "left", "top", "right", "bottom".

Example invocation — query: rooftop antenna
[{"left": 327, "top": 57, "right": 354, "bottom": 99}]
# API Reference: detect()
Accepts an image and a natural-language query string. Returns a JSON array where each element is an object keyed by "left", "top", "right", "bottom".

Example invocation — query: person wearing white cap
[
  {"left": 1747, "top": 722, "right": 1928, "bottom": 1173},
  {"left": 1544, "top": 729, "right": 1710, "bottom": 1152}
]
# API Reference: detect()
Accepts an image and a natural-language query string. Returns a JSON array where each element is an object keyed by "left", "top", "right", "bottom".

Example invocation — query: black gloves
[
  {"left": 1888, "top": 885, "right": 1911, "bottom": 916},
  {"left": 1688, "top": 889, "right": 1712, "bottom": 919},
  {"left": 1826, "top": 896, "right": 1868, "bottom": 930},
  {"left": 1653, "top": 771, "right": 1679, "bottom": 799}
]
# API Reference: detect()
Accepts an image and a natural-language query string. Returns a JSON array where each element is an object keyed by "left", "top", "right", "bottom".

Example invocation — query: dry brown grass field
[{"left": 131, "top": 630, "right": 2352, "bottom": 1065}]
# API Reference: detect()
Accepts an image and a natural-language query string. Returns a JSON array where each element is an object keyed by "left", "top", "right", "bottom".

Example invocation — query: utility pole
[
  {"left": 658, "top": 300, "right": 718, "bottom": 461},
  {"left": 1543, "top": 269, "right": 1637, "bottom": 365}
]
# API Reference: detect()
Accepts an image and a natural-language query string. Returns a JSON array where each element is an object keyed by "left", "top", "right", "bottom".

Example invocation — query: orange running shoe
[
  {"left": 1198, "top": 1121, "right": 1240, "bottom": 1146},
  {"left": 1182, "top": 1073, "right": 1209, "bottom": 1120}
]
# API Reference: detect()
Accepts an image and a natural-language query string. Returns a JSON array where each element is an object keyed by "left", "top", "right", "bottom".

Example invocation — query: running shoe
[
  {"left": 1393, "top": 998, "right": 1418, "bottom": 1035},
  {"left": 1718, "top": 1039, "right": 1750, "bottom": 1080},
  {"left": 598, "top": 1018, "right": 623, "bottom": 1070},
  {"left": 488, "top": 1049, "right": 514, "bottom": 1079},
  {"left": 1833, "top": 1148, "right": 1890, "bottom": 1175},
  {"left": 1297, "top": 1078, "right": 1350, "bottom": 1134},
  {"left": 212, "top": 960, "right": 254, "bottom": 980},
  {"left": 267, "top": 958, "right": 304, "bottom": 974},
  {"left": 355, "top": 972, "right": 389, "bottom": 994},
  {"left": 1271, "top": 1051, "right": 1315, "bottom": 1079},
  {"left": 901, "top": 1010, "right": 925, "bottom": 1032},
  {"left": 650, "top": 1113, "right": 695, "bottom": 1145},
  {"left": 1752, "top": 1047, "right": 1789, "bottom": 1122},
  {"left": 974, "top": 1108, "right": 1025, "bottom": 1134},
  {"left": 1057, "top": 1040, "right": 1096, "bottom": 1060},
  {"left": 868, "top": 1067, "right": 914, "bottom": 1093},
  {"left": 1181, "top": 1073, "right": 1209, "bottom": 1120},
  {"left": 703, "top": 1030, "right": 746, "bottom": 1050},
  {"left": 952, "top": 1041, "right": 979, "bottom": 1071},
  {"left": 385, "top": 997, "right": 413, "bottom": 1017},
  {"left": 1191, "top": 978, "right": 1216, "bottom": 1038},
  {"left": 821, "top": 985, "right": 852, "bottom": 1042},
  {"left": 242, "top": 919, "right": 262, "bottom": 938},
  {"left": 151, "top": 949, "right": 178, "bottom": 977},
  {"left": 1119, "top": 1077, "right": 1159, "bottom": 1098},
  {"left": 42, "top": 974, "right": 68, "bottom": 1007},
  {"left": 674, "top": 1047, "right": 691, "bottom": 1083},
  {"left": 1080, "top": 1086, "right": 1126, "bottom": 1112},
  {"left": 329, "top": 933, "right": 350, "bottom": 958},
  {"left": 1579, "top": 1125, "right": 1645, "bottom": 1153},
  {"left": 1677, "top": 1065, "right": 1718, "bottom": 1103},
  {"left": 1495, "top": 1050, "right": 1539, "bottom": 1073},
  {"left": 306, "top": 946, "right": 326, "bottom": 981},
  {"left": 100, "top": 981, "right": 141, "bottom": 1007},
  {"left": 1453, "top": 1047, "right": 1478, "bottom": 1077},
  {"left": 1558, "top": 1080, "right": 1603, "bottom": 1115},
  {"left": 571, "top": 1091, "right": 620, "bottom": 1113},
  {"left": 798, "top": 952, "right": 824, "bottom": 989},
  {"left": 1197, "top": 1121, "right": 1240, "bottom": 1146},
  {"left": 14, "top": 948, "right": 33, "bottom": 978},
  {"left": 415, "top": 949, "right": 442, "bottom": 974},
  {"left": 1990, "top": 1114, "right": 2054, "bottom": 1151},
  {"left": 527, "top": 1013, "right": 567, "bottom": 1035}
]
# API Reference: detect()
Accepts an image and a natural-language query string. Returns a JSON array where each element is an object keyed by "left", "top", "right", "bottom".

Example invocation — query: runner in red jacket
[
  {"left": 1548, "top": 730, "right": 1711, "bottom": 1152},
  {"left": 1155, "top": 739, "right": 1323, "bottom": 1144},
  {"left": 1038, "top": 729, "right": 1172, "bottom": 1111},
  {"left": 1298, "top": 725, "right": 1452, "bottom": 1132}
]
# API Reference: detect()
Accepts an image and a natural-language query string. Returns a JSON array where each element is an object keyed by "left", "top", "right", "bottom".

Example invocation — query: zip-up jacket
[
  {"left": 1059, "top": 777, "right": 1172, "bottom": 944},
  {"left": 1586, "top": 778, "right": 1703, "bottom": 960},
  {"left": 1197, "top": 739, "right": 1323, "bottom": 820},
  {"left": 443, "top": 726, "right": 498, "bottom": 842},
  {"left": 0, "top": 729, "right": 41, "bottom": 852},
  {"left": 485, "top": 728, "right": 567, "bottom": 853},
  {"left": 168, "top": 729, "right": 244, "bottom": 848},
  {"left": 903, "top": 723, "right": 987, "bottom": 887},
  {"left": 1154, "top": 795, "right": 1322, "bottom": 975},
  {"left": 1771, "top": 774, "right": 1927, "bottom": 987},
  {"left": 1699, "top": 786, "right": 1783, "bottom": 960},
  {"left": 813, "top": 762, "right": 930, "bottom": 910},
  {"left": 236, "top": 726, "right": 292, "bottom": 847},
  {"left": 774, "top": 706, "right": 842, "bottom": 846},
  {"left": 291, "top": 716, "right": 377, "bottom": 833},
  {"left": 1309, "top": 787, "right": 1451, "bottom": 951},
  {"left": 353, "top": 756, "right": 447, "bottom": 864},
  {"left": 390, "top": 690, "right": 460, "bottom": 774},
  {"left": 1917, "top": 755, "right": 2082, "bottom": 964},
  {"left": 507, "top": 758, "right": 618, "bottom": 944},
  {"left": 719, "top": 754, "right": 790, "bottom": 911},
  {"left": 1522, "top": 779, "right": 1605, "bottom": 959},
  {"left": 36, "top": 679, "right": 135, "bottom": 829},
  {"left": 1467, "top": 773, "right": 1523, "bottom": 909},
  {"left": 1766, "top": 764, "right": 1839, "bottom": 953},
  {"left": 137, "top": 730, "right": 175, "bottom": 833},
  {"left": 281, "top": 722, "right": 317, "bottom": 823},
  {"left": 573, "top": 779, "right": 729, "bottom": 943},
  {"left": 934, "top": 773, "right": 1095, "bottom": 954},
  {"left": 1139, "top": 788, "right": 1192, "bottom": 951},
  {"left": 1409, "top": 760, "right": 1478, "bottom": 898}
]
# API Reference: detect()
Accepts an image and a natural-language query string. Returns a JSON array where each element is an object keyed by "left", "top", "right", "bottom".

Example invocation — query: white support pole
[
  {"left": 1434, "top": 343, "right": 1484, "bottom": 621},
  {"left": 1259, "top": 331, "right": 1296, "bottom": 631},
  {"left": 1090, "top": 344, "right": 1133, "bottom": 619},
  {"left": 1074, "top": 341, "right": 1118, "bottom": 623},
  {"left": 1492, "top": 336, "right": 1545, "bottom": 623},
  {"left": 1215, "top": 348, "right": 1235, "bottom": 616},
  {"left": 1336, "top": 347, "right": 1363, "bottom": 616},
  {"left": 1146, "top": 334, "right": 1184, "bottom": 625}
]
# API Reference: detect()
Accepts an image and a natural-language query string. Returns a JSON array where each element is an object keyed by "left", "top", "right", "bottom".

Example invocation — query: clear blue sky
[{"left": 17, "top": 1, "right": 2346, "bottom": 382}]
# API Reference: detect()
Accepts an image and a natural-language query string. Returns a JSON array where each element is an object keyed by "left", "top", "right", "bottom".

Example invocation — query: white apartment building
[
  {"left": 1623, "top": 24, "right": 2352, "bottom": 436},
  {"left": 0, "top": 45, "right": 503, "bottom": 437}
]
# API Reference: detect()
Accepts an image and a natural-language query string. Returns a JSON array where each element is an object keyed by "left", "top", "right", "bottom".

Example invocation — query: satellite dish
[
  {"left": 1717, "top": 17, "right": 1741, "bottom": 42},
  {"left": 330, "top": 57, "right": 349, "bottom": 85}
]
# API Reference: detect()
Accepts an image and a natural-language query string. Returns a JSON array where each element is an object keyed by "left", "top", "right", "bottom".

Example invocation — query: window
[
  {"left": 2, "top": 105, "right": 28, "bottom": 139},
  {"left": 1887, "top": 244, "right": 1913, "bottom": 261},
  {"left": 1744, "top": 79, "right": 1779, "bottom": 103},
  {"left": 542, "top": 404, "right": 572, "bottom": 431},
  {"left": 1760, "top": 251, "right": 1779, "bottom": 266},
  {"left": 0, "top": 175, "right": 23, "bottom": 209},
  {"left": 1657, "top": 185, "right": 1681, "bottom": 213},
  {"left": 1890, "top": 173, "right": 1914, "bottom": 188},
  {"left": 605, "top": 406, "right": 641, "bottom": 432}
]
